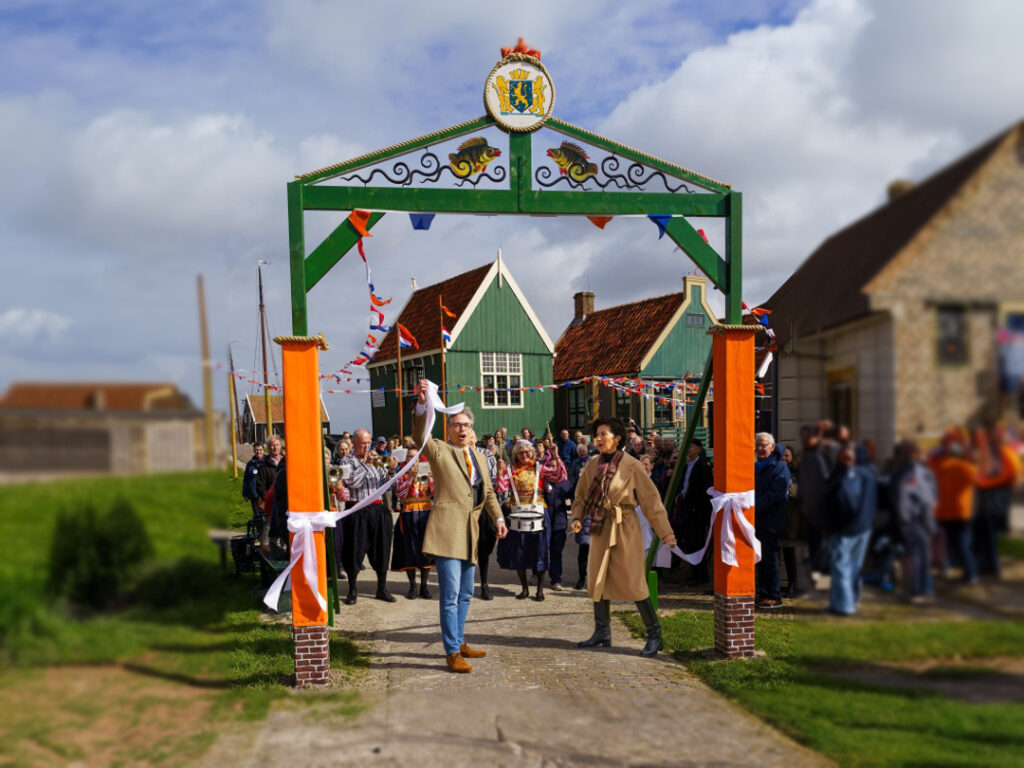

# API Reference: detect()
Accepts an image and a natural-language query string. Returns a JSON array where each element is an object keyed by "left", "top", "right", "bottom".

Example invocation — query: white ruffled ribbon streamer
[
  {"left": 263, "top": 379, "right": 461, "bottom": 612},
  {"left": 669, "top": 488, "right": 760, "bottom": 568}
]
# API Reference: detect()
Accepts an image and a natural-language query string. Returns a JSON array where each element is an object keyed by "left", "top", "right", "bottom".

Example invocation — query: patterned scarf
[{"left": 582, "top": 451, "right": 622, "bottom": 535}]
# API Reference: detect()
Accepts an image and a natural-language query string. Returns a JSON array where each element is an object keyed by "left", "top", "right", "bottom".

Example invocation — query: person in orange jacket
[
  {"left": 928, "top": 428, "right": 978, "bottom": 584},
  {"left": 973, "top": 424, "right": 1021, "bottom": 578}
]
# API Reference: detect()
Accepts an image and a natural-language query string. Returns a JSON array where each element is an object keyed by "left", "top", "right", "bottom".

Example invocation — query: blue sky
[{"left": 1, "top": 0, "right": 1022, "bottom": 432}]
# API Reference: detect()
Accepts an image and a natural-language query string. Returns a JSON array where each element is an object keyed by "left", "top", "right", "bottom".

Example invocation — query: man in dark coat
[
  {"left": 242, "top": 442, "right": 265, "bottom": 514},
  {"left": 754, "top": 432, "right": 791, "bottom": 608},
  {"left": 545, "top": 478, "right": 574, "bottom": 590},
  {"left": 798, "top": 424, "right": 831, "bottom": 572},
  {"left": 671, "top": 439, "right": 714, "bottom": 585},
  {"left": 556, "top": 429, "right": 577, "bottom": 466}
]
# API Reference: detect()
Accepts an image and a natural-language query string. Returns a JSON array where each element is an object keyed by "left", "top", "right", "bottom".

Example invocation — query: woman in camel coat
[{"left": 570, "top": 417, "right": 677, "bottom": 656}]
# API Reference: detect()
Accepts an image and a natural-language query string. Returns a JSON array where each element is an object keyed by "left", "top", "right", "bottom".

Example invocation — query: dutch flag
[{"left": 442, "top": 326, "right": 452, "bottom": 344}]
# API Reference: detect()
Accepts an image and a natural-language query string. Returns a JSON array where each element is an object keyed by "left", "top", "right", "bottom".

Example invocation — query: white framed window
[{"left": 480, "top": 352, "right": 523, "bottom": 408}]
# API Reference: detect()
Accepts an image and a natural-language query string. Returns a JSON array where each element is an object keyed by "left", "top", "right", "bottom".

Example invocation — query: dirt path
[{"left": 203, "top": 544, "right": 830, "bottom": 768}]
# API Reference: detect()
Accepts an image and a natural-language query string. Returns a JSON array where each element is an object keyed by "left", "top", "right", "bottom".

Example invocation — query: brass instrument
[{"left": 327, "top": 465, "right": 343, "bottom": 487}]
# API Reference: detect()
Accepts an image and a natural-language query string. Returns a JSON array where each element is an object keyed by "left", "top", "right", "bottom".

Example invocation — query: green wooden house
[
  {"left": 367, "top": 253, "right": 555, "bottom": 440},
  {"left": 553, "top": 276, "right": 716, "bottom": 437}
]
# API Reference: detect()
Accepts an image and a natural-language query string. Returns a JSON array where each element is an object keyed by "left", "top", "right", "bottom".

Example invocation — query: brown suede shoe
[
  {"left": 459, "top": 643, "right": 487, "bottom": 659},
  {"left": 445, "top": 652, "right": 473, "bottom": 673}
]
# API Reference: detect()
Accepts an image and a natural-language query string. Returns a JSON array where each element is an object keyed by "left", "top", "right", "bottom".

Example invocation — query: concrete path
[{"left": 209, "top": 540, "right": 830, "bottom": 768}]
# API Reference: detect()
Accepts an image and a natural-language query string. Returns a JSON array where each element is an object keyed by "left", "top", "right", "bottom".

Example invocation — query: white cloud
[
  {"left": 0, "top": 308, "right": 73, "bottom": 346},
  {"left": 596, "top": 0, "right": 1020, "bottom": 304}
]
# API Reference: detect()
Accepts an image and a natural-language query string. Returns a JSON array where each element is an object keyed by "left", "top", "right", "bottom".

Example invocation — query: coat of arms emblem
[{"left": 484, "top": 45, "right": 555, "bottom": 132}]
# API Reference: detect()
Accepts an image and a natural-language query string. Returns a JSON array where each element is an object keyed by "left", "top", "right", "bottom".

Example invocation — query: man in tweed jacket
[{"left": 414, "top": 380, "right": 507, "bottom": 673}]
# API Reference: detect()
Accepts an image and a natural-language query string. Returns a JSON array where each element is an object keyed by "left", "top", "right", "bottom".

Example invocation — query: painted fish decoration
[
  {"left": 546, "top": 141, "right": 598, "bottom": 182},
  {"left": 449, "top": 137, "right": 502, "bottom": 178}
]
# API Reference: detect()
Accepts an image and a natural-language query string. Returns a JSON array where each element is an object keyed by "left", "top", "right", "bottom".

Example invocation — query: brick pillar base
[
  {"left": 714, "top": 594, "right": 755, "bottom": 658},
  {"left": 294, "top": 625, "right": 330, "bottom": 687}
]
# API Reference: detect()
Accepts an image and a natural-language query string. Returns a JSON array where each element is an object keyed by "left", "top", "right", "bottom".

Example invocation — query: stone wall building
[
  {"left": 0, "top": 381, "right": 221, "bottom": 481},
  {"left": 765, "top": 120, "right": 1024, "bottom": 462}
]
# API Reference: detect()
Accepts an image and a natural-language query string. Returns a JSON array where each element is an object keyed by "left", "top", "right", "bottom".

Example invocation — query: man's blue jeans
[
  {"left": 435, "top": 556, "right": 475, "bottom": 655},
  {"left": 828, "top": 530, "right": 871, "bottom": 614}
]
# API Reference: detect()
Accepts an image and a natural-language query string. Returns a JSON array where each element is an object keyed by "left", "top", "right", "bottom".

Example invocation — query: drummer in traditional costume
[
  {"left": 495, "top": 440, "right": 567, "bottom": 601},
  {"left": 392, "top": 462, "right": 435, "bottom": 599},
  {"left": 569, "top": 417, "right": 677, "bottom": 656}
]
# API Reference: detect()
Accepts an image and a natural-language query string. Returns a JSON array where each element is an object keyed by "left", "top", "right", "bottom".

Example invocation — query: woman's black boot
[
  {"left": 577, "top": 600, "right": 611, "bottom": 648},
  {"left": 635, "top": 598, "right": 662, "bottom": 657}
]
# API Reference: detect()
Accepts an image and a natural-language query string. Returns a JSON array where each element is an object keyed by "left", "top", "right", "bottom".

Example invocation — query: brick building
[{"left": 765, "top": 120, "right": 1024, "bottom": 462}]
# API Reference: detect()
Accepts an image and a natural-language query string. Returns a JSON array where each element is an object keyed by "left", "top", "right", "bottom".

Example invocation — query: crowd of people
[
  {"left": 241, "top": 413, "right": 1021, "bottom": 642},
  {"left": 752, "top": 420, "right": 1021, "bottom": 615}
]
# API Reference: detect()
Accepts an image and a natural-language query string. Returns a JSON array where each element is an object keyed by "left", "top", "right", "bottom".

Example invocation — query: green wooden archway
[{"left": 287, "top": 116, "right": 743, "bottom": 334}]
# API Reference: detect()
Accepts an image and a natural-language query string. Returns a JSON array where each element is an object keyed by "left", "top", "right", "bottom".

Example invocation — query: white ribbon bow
[
  {"left": 263, "top": 511, "right": 336, "bottom": 613},
  {"left": 262, "top": 379, "right": 461, "bottom": 612},
  {"left": 670, "top": 487, "right": 760, "bottom": 568}
]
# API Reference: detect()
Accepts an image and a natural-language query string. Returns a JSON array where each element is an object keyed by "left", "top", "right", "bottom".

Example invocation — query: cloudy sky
[{"left": 1, "top": 0, "right": 1022, "bottom": 430}]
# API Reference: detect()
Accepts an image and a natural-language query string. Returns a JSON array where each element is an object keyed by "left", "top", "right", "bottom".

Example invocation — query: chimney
[
  {"left": 887, "top": 179, "right": 915, "bottom": 201},
  {"left": 573, "top": 291, "right": 594, "bottom": 323},
  {"left": 410, "top": 275, "right": 418, "bottom": 291}
]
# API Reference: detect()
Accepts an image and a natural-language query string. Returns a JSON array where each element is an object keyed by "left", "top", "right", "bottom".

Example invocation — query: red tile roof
[
  {"left": 0, "top": 382, "right": 196, "bottom": 412},
  {"left": 553, "top": 292, "right": 687, "bottom": 381},
  {"left": 245, "top": 394, "right": 328, "bottom": 423},
  {"left": 764, "top": 123, "right": 1015, "bottom": 345},
  {"left": 373, "top": 263, "right": 493, "bottom": 363}
]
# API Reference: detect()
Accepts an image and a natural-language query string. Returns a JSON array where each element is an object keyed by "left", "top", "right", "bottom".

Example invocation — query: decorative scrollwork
[
  {"left": 339, "top": 149, "right": 507, "bottom": 188},
  {"left": 534, "top": 153, "right": 695, "bottom": 193}
]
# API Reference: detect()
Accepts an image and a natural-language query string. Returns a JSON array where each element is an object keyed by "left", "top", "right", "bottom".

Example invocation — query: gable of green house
[
  {"left": 640, "top": 278, "right": 717, "bottom": 379},
  {"left": 367, "top": 257, "right": 555, "bottom": 441},
  {"left": 446, "top": 270, "right": 555, "bottom": 439}
]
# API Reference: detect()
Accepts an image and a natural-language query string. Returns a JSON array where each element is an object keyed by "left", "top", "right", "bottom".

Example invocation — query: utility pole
[
  {"left": 197, "top": 275, "right": 215, "bottom": 468},
  {"left": 258, "top": 261, "right": 273, "bottom": 443}
]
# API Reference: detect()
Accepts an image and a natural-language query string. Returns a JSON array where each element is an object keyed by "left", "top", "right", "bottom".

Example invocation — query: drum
[{"left": 509, "top": 504, "right": 545, "bottom": 533}]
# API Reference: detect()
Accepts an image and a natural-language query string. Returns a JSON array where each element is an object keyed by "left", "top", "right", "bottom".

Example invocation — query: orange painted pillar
[
  {"left": 710, "top": 324, "right": 757, "bottom": 658},
  {"left": 276, "top": 334, "right": 330, "bottom": 686}
]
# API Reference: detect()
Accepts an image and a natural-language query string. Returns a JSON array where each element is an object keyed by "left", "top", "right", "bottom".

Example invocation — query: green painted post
[
  {"left": 509, "top": 131, "right": 531, "bottom": 210},
  {"left": 725, "top": 191, "right": 743, "bottom": 323},
  {"left": 645, "top": 348, "right": 714, "bottom": 609},
  {"left": 288, "top": 181, "right": 308, "bottom": 335}
]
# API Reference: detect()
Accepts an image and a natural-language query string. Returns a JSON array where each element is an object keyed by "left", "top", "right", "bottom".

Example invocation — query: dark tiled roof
[
  {"left": 0, "top": 382, "right": 195, "bottom": 412},
  {"left": 373, "top": 263, "right": 493, "bottom": 363},
  {"left": 245, "top": 394, "right": 328, "bottom": 423},
  {"left": 553, "top": 293, "right": 687, "bottom": 381},
  {"left": 764, "top": 124, "right": 1014, "bottom": 346}
]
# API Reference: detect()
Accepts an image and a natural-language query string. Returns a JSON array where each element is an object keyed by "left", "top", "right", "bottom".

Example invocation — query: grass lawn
[
  {"left": 624, "top": 610, "right": 1024, "bottom": 767},
  {"left": 998, "top": 534, "right": 1024, "bottom": 561},
  {"left": 0, "top": 471, "right": 366, "bottom": 766}
]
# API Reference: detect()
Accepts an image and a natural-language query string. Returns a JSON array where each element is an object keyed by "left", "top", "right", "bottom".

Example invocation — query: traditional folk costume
[
  {"left": 476, "top": 449, "right": 500, "bottom": 600},
  {"left": 496, "top": 458, "right": 567, "bottom": 600},
  {"left": 340, "top": 455, "right": 395, "bottom": 604},
  {"left": 392, "top": 469, "right": 435, "bottom": 599},
  {"left": 571, "top": 450, "right": 673, "bottom": 656}
]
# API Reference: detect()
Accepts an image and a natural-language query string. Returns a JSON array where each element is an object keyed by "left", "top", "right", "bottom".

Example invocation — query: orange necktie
[{"left": 464, "top": 448, "right": 473, "bottom": 483}]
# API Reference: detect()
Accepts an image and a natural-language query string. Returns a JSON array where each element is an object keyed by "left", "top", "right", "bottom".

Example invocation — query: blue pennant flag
[
  {"left": 648, "top": 214, "right": 672, "bottom": 239},
  {"left": 409, "top": 213, "right": 435, "bottom": 231}
]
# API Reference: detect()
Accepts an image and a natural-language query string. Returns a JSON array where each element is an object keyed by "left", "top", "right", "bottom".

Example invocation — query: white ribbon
[
  {"left": 263, "top": 511, "right": 336, "bottom": 613},
  {"left": 262, "top": 379, "right": 461, "bottom": 612},
  {"left": 670, "top": 488, "right": 760, "bottom": 568}
]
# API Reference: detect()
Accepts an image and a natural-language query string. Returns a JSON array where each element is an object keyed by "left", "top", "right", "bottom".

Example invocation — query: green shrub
[{"left": 46, "top": 497, "right": 153, "bottom": 610}]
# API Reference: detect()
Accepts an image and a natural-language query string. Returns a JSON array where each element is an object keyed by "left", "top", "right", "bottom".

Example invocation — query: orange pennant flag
[
  {"left": 440, "top": 304, "right": 457, "bottom": 319},
  {"left": 587, "top": 216, "right": 612, "bottom": 230},
  {"left": 348, "top": 209, "right": 373, "bottom": 237}
]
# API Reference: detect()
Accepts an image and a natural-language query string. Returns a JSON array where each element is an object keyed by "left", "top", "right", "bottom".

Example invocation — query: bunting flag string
[
  {"left": 587, "top": 216, "right": 612, "bottom": 230},
  {"left": 648, "top": 214, "right": 671, "bottom": 239},
  {"left": 409, "top": 213, "right": 435, "bottom": 230}
]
